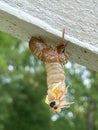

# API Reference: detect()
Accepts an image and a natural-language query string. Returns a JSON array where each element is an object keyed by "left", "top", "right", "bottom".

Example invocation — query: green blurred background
[{"left": 0, "top": 32, "right": 98, "bottom": 130}]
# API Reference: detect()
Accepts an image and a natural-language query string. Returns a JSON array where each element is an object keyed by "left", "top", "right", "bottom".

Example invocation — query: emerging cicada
[{"left": 29, "top": 30, "right": 73, "bottom": 112}]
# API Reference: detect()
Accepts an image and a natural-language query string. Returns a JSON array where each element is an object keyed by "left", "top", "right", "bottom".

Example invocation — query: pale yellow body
[{"left": 45, "top": 62, "right": 67, "bottom": 112}]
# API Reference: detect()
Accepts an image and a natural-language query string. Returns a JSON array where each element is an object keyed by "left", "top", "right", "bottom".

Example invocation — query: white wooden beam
[{"left": 0, "top": 0, "right": 98, "bottom": 72}]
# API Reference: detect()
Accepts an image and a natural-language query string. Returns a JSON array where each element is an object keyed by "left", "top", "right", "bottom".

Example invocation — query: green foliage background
[{"left": 0, "top": 32, "right": 98, "bottom": 130}]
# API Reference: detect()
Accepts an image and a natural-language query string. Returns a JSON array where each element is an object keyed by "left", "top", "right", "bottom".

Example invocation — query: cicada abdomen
[
  {"left": 29, "top": 32, "right": 72, "bottom": 112},
  {"left": 45, "top": 62, "right": 68, "bottom": 112}
]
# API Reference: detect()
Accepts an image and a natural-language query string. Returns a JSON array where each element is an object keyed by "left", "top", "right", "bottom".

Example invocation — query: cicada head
[
  {"left": 45, "top": 82, "right": 67, "bottom": 113},
  {"left": 45, "top": 82, "right": 74, "bottom": 112}
]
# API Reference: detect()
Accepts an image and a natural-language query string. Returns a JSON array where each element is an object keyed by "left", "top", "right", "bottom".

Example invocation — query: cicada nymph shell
[{"left": 29, "top": 30, "right": 73, "bottom": 112}]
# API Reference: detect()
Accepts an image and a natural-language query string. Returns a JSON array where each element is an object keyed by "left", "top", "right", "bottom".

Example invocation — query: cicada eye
[{"left": 49, "top": 101, "right": 56, "bottom": 108}]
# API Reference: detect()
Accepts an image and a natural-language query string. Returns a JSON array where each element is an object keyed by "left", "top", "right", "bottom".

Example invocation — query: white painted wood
[{"left": 0, "top": 0, "right": 98, "bottom": 72}]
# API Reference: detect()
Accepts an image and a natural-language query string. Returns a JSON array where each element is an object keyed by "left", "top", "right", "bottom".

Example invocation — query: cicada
[{"left": 29, "top": 30, "right": 73, "bottom": 112}]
